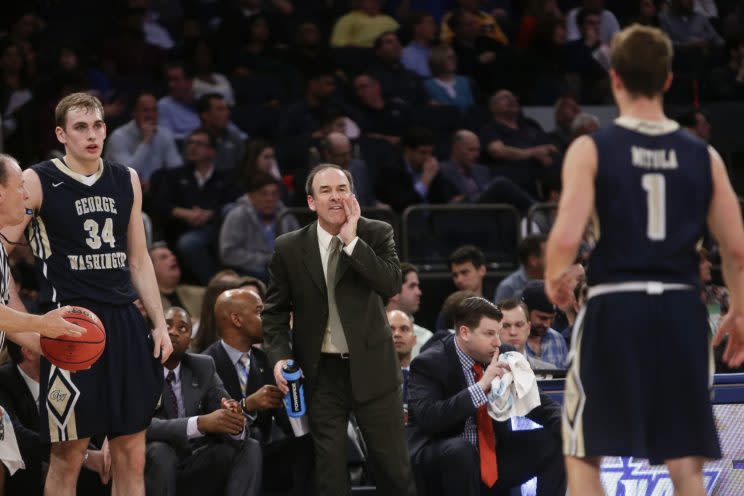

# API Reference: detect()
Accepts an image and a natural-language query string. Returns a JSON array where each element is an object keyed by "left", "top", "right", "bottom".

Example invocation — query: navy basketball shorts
[
  {"left": 39, "top": 300, "right": 163, "bottom": 443},
  {"left": 562, "top": 290, "right": 722, "bottom": 465}
]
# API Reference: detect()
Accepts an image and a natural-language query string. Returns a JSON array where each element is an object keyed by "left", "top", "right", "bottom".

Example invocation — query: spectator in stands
[
  {"left": 386, "top": 263, "right": 434, "bottom": 357},
  {"left": 497, "top": 297, "right": 558, "bottom": 370},
  {"left": 549, "top": 95, "right": 581, "bottom": 152},
  {"left": 0, "top": 40, "right": 36, "bottom": 166},
  {"left": 375, "top": 126, "right": 452, "bottom": 211},
  {"left": 219, "top": 172, "right": 298, "bottom": 280},
  {"left": 708, "top": 37, "right": 744, "bottom": 100},
  {"left": 352, "top": 72, "right": 412, "bottom": 145},
  {"left": 197, "top": 93, "right": 246, "bottom": 173},
  {"left": 388, "top": 309, "right": 416, "bottom": 420},
  {"left": 150, "top": 242, "right": 205, "bottom": 320},
  {"left": 370, "top": 31, "right": 427, "bottom": 106},
  {"left": 190, "top": 38, "right": 236, "bottom": 105},
  {"left": 448, "top": 9, "right": 516, "bottom": 95},
  {"left": 521, "top": 280, "right": 568, "bottom": 368},
  {"left": 660, "top": 0, "right": 724, "bottom": 49},
  {"left": 330, "top": 0, "right": 400, "bottom": 48},
  {"left": 631, "top": 0, "right": 662, "bottom": 27},
  {"left": 407, "top": 297, "right": 566, "bottom": 496},
  {"left": 100, "top": 4, "right": 165, "bottom": 76},
  {"left": 440, "top": 0, "right": 509, "bottom": 46},
  {"left": 150, "top": 128, "right": 242, "bottom": 284},
  {"left": 105, "top": 92, "right": 182, "bottom": 190},
  {"left": 479, "top": 89, "right": 558, "bottom": 196},
  {"left": 450, "top": 245, "right": 487, "bottom": 296},
  {"left": 570, "top": 112, "right": 600, "bottom": 137},
  {"left": 424, "top": 45, "right": 476, "bottom": 111},
  {"left": 401, "top": 12, "right": 438, "bottom": 77},
  {"left": 439, "top": 130, "right": 535, "bottom": 210},
  {"left": 1, "top": 340, "right": 113, "bottom": 495},
  {"left": 514, "top": 0, "right": 564, "bottom": 48},
  {"left": 241, "top": 138, "right": 282, "bottom": 185},
  {"left": 145, "top": 306, "right": 262, "bottom": 496},
  {"left": 279, "top": 67, "right": 338, "bottom": 138},
  {"left": 566, "top": 0, "right": 620, "bottom": 44},
  {"left": 203, "top": 288, "right": 315, "bottom": 494},
  {"left": 284, "top": 21, "right": 334, "bottom": 82},
  {"left": 565, "top": 8, "right": 612, "bottom": 103},
  {"left": 319, "top": 132, "right": 380, "bottom": 207},
  {"left": 494, "top": 234, "right": 547, "bottom": 302},
  {"left": 678, "top": 108, "right": 712, "bottom": 142},
  {"left": 192, "top": 275, "right": 266, "bottom": 353},
  {"left": 158, "top": 61, "right": 200, "bottom": 140},
  {"left": 523, "top": 15, "right": 571, "bottom": 104}
]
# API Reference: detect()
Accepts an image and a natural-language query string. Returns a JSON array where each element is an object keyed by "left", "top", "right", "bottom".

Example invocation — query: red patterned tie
[{"left": 472, "top": 363, "right": 498, "bottom": 487}]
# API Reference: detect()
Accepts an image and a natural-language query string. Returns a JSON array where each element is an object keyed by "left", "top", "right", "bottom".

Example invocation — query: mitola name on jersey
[{"left": 631, "top": 146, "right": 678, "bottom": 170}]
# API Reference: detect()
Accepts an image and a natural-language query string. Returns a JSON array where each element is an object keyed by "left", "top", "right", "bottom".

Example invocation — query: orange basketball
[{"left": 40, "top": 306, "right": 106, "bottom": 371}]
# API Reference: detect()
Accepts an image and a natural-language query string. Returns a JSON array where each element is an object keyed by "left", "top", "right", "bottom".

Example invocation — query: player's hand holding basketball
[
  {"left": 713, "top": 311, "right": 744, "bottom": 368},
  {"left": 39, "top": 306, "right": 86, "bottom": 338},
  {"left": 152, "top": 325, "right": 173, "bottom": 364}
]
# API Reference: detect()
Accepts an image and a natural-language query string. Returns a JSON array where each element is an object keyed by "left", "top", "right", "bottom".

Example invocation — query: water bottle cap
[{"left": 282, "top": 359, "right": 299, "bottom": 373}]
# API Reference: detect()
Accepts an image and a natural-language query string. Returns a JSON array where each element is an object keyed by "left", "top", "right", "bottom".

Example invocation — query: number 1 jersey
[
  {"left": 587, "top": 117, "right": 712, "bottom": 287},
  {"left": 27, "top": 158, "right": 138, "bottom": 305}
]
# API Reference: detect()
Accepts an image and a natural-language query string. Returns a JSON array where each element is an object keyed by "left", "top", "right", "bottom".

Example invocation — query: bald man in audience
[
  {"left": 202, "top": 289, "right": 315, "bottom": 495},
  {"left": 319, "top": 132, "right": 380, "bottom": 207}
]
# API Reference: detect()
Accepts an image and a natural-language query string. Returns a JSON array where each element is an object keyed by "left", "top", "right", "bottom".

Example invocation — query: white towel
[
  {"left": 0, "top": 407, "right": 25, "bottom": 475},
  {"left": 485, "top": 352, "right": 541, "bottom": 421}
]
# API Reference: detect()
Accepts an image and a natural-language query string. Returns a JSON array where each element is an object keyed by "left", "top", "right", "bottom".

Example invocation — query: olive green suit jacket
[{"left": 262, "top": 217, "right": 402, "bottom": 404}]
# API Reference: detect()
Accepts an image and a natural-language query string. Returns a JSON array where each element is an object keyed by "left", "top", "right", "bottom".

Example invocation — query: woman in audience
[
  {"left": 190, "top": 38, "right": 236, "bottom": 105},
  {"left": 423, "top": 44, "right": 475, "bottom": 111},
  {"left": 240, "top": 138, "right": 290, "bottom": 201}
]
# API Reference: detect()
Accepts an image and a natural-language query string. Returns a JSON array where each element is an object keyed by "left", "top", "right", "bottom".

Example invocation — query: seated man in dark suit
[
  {"left": 408, "top": 297, "right": 566, "bottom": 496},
  {"left": 0, "top": 341, "right": 111, "bottom": 495},
  {"left": 145, "top": 306, "right": 262, "bottom": 496},
  {"left": 202, "top": 288, "right": 314, "bottom": 495}
]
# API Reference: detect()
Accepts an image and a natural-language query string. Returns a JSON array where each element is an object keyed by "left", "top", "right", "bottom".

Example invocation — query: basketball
[{"left": 41, "top": 306, "right": 106, "bottom": 371}]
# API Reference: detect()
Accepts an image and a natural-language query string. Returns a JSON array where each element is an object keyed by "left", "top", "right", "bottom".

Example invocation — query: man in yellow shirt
[
  {"left": 331, "top": 0, "right": 399, "bottom": 48},
  {"left": 441, "top": 0, "right": 509, "bottom": 45}
]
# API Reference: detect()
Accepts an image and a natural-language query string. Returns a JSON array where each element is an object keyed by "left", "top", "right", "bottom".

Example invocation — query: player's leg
[
  {"left": 565, "top": 456, "right": 603, "bottom": 496},
  {"left": 44, "top": 437, "right": 89, "bottom": 496},
  {"left": 109, "top": 430, "right": 146, "bottom": 496},
  {"left": 665, "top": 456, "right": 705, "bottom": 496}
]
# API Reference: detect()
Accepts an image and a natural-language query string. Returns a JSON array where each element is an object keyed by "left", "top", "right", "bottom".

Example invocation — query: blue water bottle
[{"left": 282, "top": 360, "right": 306, "bottom": 417}]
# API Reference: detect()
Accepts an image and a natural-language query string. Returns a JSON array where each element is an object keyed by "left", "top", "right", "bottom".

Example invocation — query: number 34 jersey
[
  {"left": 587, "top": 117, "right": 712, "bottom": 287},
  {"left": 27, "top": 158, "right": 138, "bottom": 305}
]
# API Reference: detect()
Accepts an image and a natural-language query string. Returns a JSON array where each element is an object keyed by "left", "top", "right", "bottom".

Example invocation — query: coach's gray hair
[{"left": 0, "top": 154, "right": 19, "bottom": 186}]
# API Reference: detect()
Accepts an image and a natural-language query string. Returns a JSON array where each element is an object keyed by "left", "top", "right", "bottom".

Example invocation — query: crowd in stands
[{"left": 2, "top": 0, "right": 743, "bottom": 494}]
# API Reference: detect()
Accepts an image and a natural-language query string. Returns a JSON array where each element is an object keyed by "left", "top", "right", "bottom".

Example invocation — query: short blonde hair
[
  {"left": 610, "top": 24, "right": 673, "bottom": 98},
  {"left": 55, "top": 92, "right": 105, "bottom": 128}
]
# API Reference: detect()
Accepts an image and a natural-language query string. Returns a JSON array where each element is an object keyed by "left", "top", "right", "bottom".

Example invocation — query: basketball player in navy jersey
[
  {"left": 545, "top": 25, "right": 744, "bottom": 495},
  {"left": 1, "top": 93, "right": 173, "bottom": 496}
]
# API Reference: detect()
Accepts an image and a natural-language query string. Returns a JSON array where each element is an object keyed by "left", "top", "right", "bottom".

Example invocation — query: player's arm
[
  {"left": 126, "top": 168, "right": 172, "bottom": 363},
  {"left": 707, "top": 147, "right": 744, "bottom": 367},
  {"left": 544, "top": 135, "right": 597, "bottom": 307}
]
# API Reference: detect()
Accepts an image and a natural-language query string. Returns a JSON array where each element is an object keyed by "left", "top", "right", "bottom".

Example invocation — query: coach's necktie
[
  {"left": 326, "top": 236, "right": 349, "bottom": 353},
  {"left": 238, "top": 353, "right": 250, "bottom": 398},
  {"left": 164, "top": 370, "right": 179, "bottom": 420},
  {"left": 472, "top": 363, "right": 498, "bottom": 487}
]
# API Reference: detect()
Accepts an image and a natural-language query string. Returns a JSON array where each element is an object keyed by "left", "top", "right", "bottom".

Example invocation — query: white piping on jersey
[
  {"left": 51, "top": 158, "right": 104, "bottom": 186},
  {"left": 587, "top": 281, "right": 693, "bottom": 300},
  {"left": 28, "top": 216, "right": 59, "bottom": 304},
  {"left": 615, "top": 116, "right": 680, "bottom": 136}
]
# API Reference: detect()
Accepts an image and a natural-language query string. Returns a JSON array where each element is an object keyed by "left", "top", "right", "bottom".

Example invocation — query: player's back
[
  {"left": 588, "top": 117, "right": 712, "bottom": 287},
  {"left": 26, "top": 158, "right": 137, "bottom": 305}
]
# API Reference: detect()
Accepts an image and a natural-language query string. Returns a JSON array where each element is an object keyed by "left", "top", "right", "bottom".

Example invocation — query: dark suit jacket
[
  {"left": 262, "top": 217, "right": 401, "bottom": 403},
  {"left": 0, "top": 363, "right": 40, "bottom": 446},
  {"left": 202, "top": 341, "right": 290, "bottom": 444},
  {"left": 406, "top": 335, "right": 562, "bottom": 459},
  {"left": 375, "top": 155, "right": 455, "bottom": 212},
  {"left": 146, "top": 353, "right": 230, "bottom": 453},
  {"left": 437, "top": 160, "right": 495, "bottom": 203}
]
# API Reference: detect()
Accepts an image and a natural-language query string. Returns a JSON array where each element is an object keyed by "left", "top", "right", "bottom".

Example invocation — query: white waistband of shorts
[{"left": 587, "top": 281, "right": 694, "bottom": 299}]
